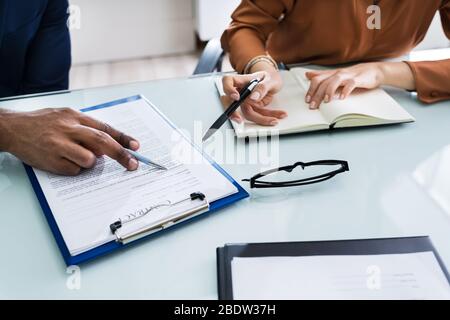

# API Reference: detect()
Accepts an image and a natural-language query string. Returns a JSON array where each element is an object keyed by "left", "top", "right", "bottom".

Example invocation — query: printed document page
[
  {"left": 231, "top": 252, "right": 450, "bottom": 300},
  {"left": 33, "top": 97, "right": 238, "bottom": 255}
]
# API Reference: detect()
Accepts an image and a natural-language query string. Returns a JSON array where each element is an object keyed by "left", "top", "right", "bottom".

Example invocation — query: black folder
[{"left": 216, "top": 236, "right": 450, "bottom": 300}]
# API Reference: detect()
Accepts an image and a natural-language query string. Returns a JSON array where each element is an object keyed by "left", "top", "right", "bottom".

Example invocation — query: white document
[
  {"left": 33, "top": 97, "right": 238, "bottom": 256},
  {"left": 231, "top": 252, "right": 450, "bottom": 300}
]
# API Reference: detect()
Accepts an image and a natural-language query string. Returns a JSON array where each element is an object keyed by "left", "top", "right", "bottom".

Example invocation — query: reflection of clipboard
[
  {"left": 217, "top": 236, "right": 450, "bottom": 300},
  {"left": 24, "top": 95, "right": 249, "bottom": 266}
]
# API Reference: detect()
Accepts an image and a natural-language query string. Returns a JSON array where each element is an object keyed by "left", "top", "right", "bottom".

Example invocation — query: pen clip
[{"left": 247, "top": 78, "right": 260, "bottom": 91}]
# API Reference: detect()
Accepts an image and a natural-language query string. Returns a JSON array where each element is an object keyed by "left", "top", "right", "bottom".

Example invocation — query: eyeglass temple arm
[
  {"left": 244, "top": 160, "right": 349, "bottom": 180},
  {"left": 251, "top": 174, "right": 337, "bottom": 188}
]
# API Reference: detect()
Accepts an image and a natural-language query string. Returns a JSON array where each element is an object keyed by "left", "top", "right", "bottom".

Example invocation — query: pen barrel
[
  {"left": 225, "top": 100, "right": 242, "bottom": 117},
  {"left": 224, "top": 89, "right": 252, "bottom": 117},
  {"left": 239, "top": 89, "right": 253, "bottom": 101}
]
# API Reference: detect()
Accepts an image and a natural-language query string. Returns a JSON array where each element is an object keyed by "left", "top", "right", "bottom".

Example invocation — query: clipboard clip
[{"left": 110, "top": 192, "right": 209, "bottom": 245}]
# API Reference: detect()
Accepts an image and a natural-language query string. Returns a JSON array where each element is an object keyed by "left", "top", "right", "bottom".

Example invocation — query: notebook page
[
  {"left": 290, "top": 67, "right": 415, "bottom": 125},
  {"left": 215, "top": 72, "right": 329, "bottom": 138},
  {"left": 32, "top": 98, "right": 238, "bottom": 255},
  {"left": 231, "top": 252, "right": 450, "bottom": 300}
]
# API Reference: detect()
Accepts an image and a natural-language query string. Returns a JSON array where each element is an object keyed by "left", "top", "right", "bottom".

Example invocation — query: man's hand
[
  {"left": 222, "top": 62, "right": 286, "bottom": 126},
  {"left": 0, "top": 108, "right": 140, "bottom": 175},
  {"left": 305, "top": 62, "right": 416, "bottom": 109}
]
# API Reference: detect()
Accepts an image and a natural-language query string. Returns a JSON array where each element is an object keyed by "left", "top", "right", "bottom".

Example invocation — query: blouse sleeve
[
  {"left": 405, "top": 1, "right": 450, "bottom": 103},
  {"left": 220, "top": 0, "right": 295, "bottom": 73}
]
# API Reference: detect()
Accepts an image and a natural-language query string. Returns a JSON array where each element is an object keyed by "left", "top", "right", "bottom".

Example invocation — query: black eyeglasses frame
[{"left": 242, "top": 160, "right": 349, "bottom": 189}]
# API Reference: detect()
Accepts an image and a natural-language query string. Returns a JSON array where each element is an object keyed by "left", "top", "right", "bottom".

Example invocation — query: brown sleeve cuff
[
  {"left": 221, "top": 28, "right": 267, "bottom": 74},
  {"left": 220, "top": 0, "right": 293, "bottom": 74},
  {"left": 405, "top": 60, "right": 450, "bottom": 104}
]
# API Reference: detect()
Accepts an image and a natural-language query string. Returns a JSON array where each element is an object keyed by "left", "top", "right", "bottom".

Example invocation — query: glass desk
[{"left": 1, "top": 75, "right": 450, "bottom": 299}]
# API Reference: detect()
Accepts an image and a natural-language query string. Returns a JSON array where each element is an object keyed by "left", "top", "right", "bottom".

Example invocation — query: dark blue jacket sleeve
[{"left": 20, "top": 0, "right": 71, "bottom": 94}]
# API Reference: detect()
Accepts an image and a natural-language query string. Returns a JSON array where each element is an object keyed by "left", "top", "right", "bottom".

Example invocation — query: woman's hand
[
  {"left": 0, "top": 108, "right": 141, "bottom": 175},
  {"left": 222, "top": 62, "right": 286, "bottom": 126},
  {"left": 305, "top": 62, "right": 415, "bottom": 109}
]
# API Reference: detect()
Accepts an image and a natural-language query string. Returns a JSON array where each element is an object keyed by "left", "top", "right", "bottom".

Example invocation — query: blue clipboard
[{"left": 24, "top": 95, "right": 249, "bottom": 266}]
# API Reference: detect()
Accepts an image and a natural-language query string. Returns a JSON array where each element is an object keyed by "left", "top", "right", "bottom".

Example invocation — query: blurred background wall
[
  {"left": 68, "top": 0, "right": 449, "bottom": 89},
  {"left": 70, "top": 0, "right": 240, "bottom": 64}
]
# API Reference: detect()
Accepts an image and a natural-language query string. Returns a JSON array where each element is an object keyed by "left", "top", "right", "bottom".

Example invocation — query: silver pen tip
[{"left": 202, "top": 130, "right": 213, "bottom": 142}]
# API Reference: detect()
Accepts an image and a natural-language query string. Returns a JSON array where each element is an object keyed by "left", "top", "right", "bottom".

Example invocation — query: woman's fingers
[
  {"left": 252, "top": 105, "right": 287, "bottom": 119},
  {"left": 307, "top": 70, "right": 358, "bottom": 108},
  {"left": 305, "top": 70, "right": 331, "bottom": 80},
  {"left": 221, "top": 67, "right": 289, "bottom": 125},
  {"left": 222, "top": 75, "right": 250, "bottom": 100},
  {"left": 230, "top": 111, "right": 243, "bottom": 123},
  {"left": 309, "top": 77, "right": 337, "bottom": 109},
  {"left": 305, "top": 70, "right": 335, "bottom": 82},
  {"left": 241, "top": 105, "right": 279, "bottom": 126},
  {"left": 230, "top": 108, "right": 285, "bottom": 125},
  {"left": 232, "top": 94, "right": 285, "bottom": 125},
  {"left": 324, "top": 76, "right": 346, "bottom": 102},
  {"left": 249, "top": 75, "right": 272, "bottom": 102},
  {"left": 260, "top": 94, "right": 274, "bottom": 107},
  {"left": 250, "top": 71, "right": 284, "bottom": 103},
  {"left": 340, "top": 79, "right": 357, "bottom": 99},
  {"left": 242, "top": 94, "right": 274, "bottom": 109},
  {"left": 249, "top": 82, "right": 268, "bottom": 102},
  {"left": 221, "top": 71, "right": 285, "bottom": 125},
  {"left": 222, "top": 70, "right": 282, "bottom": 106},
  {"left": 305, "top": 63, "right": 388, "bottom": 107},
  {"left": 222, "top": 72, "right": 268, "bottom": 101},
  {"left": 305, "top": 72, "right": 335, "bottom": 106}
]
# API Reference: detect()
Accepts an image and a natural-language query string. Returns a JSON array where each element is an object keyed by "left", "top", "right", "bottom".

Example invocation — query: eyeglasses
[{"left": 242, "top": 160, "right": 349, "bottom": 189}]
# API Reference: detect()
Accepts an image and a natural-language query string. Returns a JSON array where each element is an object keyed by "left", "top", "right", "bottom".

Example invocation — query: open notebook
[{"left": 215, "top": 67, "right": 415, "bottom": 138}]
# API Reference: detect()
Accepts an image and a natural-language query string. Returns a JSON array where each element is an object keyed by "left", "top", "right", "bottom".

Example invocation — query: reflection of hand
[
  {"left": 305, "top": 62, "right": 415, "bottom": 109},
  {"left": 222, "top": 67, "right": 287, "bottom": 126},
  {"left": 0, "top": 108, "right": 141, "bottom": 175},
  {"left": 0, "top": 154, "right": 11, "bottom": 192}
]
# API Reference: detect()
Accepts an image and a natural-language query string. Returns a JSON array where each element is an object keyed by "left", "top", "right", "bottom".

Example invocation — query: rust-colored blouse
[{"left": 221, "top": 0, "right": 450, "bottom": 103}]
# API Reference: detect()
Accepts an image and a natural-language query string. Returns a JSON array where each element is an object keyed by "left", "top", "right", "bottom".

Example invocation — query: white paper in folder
[{"left": 231, "top": 252, "right": 450, "bottom": 300}]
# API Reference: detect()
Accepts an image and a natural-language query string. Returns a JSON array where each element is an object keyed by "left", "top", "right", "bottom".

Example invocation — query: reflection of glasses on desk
[{"left": 243, "top": 160, "right": 349, "bottom": 189}]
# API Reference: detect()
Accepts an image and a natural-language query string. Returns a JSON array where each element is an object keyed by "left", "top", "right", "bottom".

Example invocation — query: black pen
[{"left": 202, "top": 78, "right": 261, "bottom": 142}]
